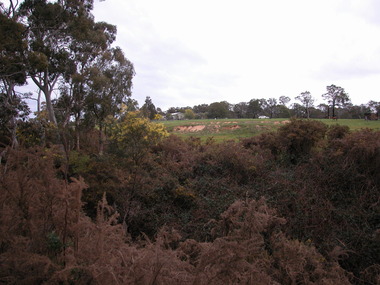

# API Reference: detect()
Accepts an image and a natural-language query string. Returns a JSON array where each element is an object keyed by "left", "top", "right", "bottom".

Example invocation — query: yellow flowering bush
[{"left": 107, "top": 111, "right": 168, "bottom": 162}]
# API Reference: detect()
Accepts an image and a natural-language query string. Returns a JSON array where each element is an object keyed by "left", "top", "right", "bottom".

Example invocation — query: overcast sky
[{"left": 91, "top": 0, "right": 380, "bottom": 111}]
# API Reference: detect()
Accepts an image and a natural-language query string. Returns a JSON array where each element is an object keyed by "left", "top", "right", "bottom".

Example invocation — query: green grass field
[{"left": 158, "top": 118, "right": 380, "bottom": 142}]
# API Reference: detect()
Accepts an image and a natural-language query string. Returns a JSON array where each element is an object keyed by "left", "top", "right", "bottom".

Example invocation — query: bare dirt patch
[
  {"left": 174, "top": 125, "right": 206, "bottom": 132},
  {"left": 174, "top": 122, "right": 240, "bottom": 133}
]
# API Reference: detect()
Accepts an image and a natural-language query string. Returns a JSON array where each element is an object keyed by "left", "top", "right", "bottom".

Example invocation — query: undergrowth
[{"left": 0, "top": 119, "right": 379, "bottom": 284}]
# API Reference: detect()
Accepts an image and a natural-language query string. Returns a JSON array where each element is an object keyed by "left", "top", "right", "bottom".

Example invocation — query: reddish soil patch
[
  {"left": 174, "top": 123, "right": 240, "bottom": 133},
  {"left": 174, "top": 125, "right": 206, "bottom": 132}
]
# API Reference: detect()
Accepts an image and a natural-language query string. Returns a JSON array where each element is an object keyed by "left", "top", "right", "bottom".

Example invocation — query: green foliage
[
  {"left": 46, "top": 231, "right": 63, "bottom": 255},
  {"left": 107, "top": 111, "right": 168, "bottom": 162},
  {"left": 140, "top": 96, "right": 157, "bottom": 120},
  {"left": 207, "top": 101, "right": 231, "bottom": 119},
  {"left": 0, "top": 13, "right": 27, "bottom": 85},
  {"left": 322, "top": 84, "right": 350, "bottom": 118},
  {"left": 68, "top": 151, "right": 91, "bottom": 176},
  {"left": 16, "top": 120, "right": 46, "bottom": 147},
  {"left": 184, "top": 108, "right": 195, "bottom": 119},
  {"left": 295, "top": 91, "right": 314, "bottom": 118}
]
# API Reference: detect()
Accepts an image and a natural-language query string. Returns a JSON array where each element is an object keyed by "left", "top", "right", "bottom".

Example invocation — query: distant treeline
[{"left": 161, "top": 88, "right": 380, "bottom": 120}]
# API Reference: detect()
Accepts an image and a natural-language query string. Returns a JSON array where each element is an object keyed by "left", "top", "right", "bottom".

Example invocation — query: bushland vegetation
[
  {"left": 1, "top": 118, "right": 379, "bottom": 284},
  {"left": 1, "top": 1, "right": 379, "bottom": 283}
]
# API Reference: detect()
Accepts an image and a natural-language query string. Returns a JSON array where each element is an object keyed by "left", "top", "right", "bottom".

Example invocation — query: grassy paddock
[{"left": 157, "top": 118, "right": 380, "bottom": 142}]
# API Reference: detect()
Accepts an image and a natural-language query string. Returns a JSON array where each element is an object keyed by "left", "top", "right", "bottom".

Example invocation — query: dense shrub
[
  {"left": 2, "top": 120, "right": 379, "bottom": 283},
  {"left": 243, "top": 119, "right": 328, "bottom": 165},
  {"left": 277, "top": 119, "right": 327, "bottom": 164},
  {"left": 310, "top": 129, "right": 380, "bottom": 277},
  {"left": 0, "top": 150, "right": 351, "bottom": 283},
  {"left": 326, "top": 124, "right": 350, "bottom": 142}
]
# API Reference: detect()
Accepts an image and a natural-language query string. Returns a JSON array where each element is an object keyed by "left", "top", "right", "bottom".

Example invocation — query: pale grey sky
[
  {"left": 91, "top": 0, "right": 380, "bottom": 110},
  {"left": 21, "top": 0, "right": 380, "bottom": 112}
]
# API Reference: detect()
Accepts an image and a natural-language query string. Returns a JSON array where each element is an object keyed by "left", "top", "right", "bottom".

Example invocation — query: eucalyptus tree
[
  {"left": 322, "top": 85, "right": 350, "bottom": 118},
  {"left": 58, "top": 17, "right": 118, "bottom": 149},
  {"left": 368, "top": 100, "right": 380, "bottom": 118},
  {"left": 124, "top": 97, "right": 139, "bottom": 112},
  {"left": 279, "top": 95, "right": 291, "bottom": 106},
  {"left": 18, "top": 0, "right": 105, "bottom": 126},
  {"left": 265, "top": 98, "right": 278, "bottom": 118},
  {"left": 84, "top": 47, "right": 134, "bottom": 154},
  {"left": 18, "top": 0, "right": 72, "bottom": 125},
  {"left": 0, "top": 4, "right": 30, "bottom": 147},
  {"left": 295, "top": 91, "right": 314, "bottom": 118},
  {"left": 207, "top": 101, "right": 231, "bottom": 119},
  {"left": 278, "top": 96, "right": 291, "bottom": 118},
  {"left": 233, "top": 102, "right": 248, "bottom": 118},
  {"left": 246, "top": 99, "right": 264, "bottom": 118},
  {"left": 317, "top": 103, "right": 328, "bottom": 118},
  {"left": 141, "top": 96, "right": 157, "bottom": 120},
  {"left": 17, "top": 0, "right": 134, "bottom": 152},
  {"left": 291, "top": 102, "right": 304, "bottom": 118}
]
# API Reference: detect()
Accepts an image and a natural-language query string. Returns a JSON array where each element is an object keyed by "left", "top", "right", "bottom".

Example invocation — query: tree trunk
[
  {"left": 99, "top": 123, "right": 104, "bottom": 155},
  {"left": 74, "top": 112, "right": 81, "bottom": 151},
  {"left": 6, "top": 81, "right": 19, "bottom": 148},
  {"left": 10, "top": 116, "right": 19, "bottom": 149},
  {"left": 31, "top": 74, "right": 58, "bottom": 126},
  {"left": 44, "top": 87, "right": 58, "bottom": 126},
  {"left": 332, "top": 99, "right": 336, "bottom": 118}
]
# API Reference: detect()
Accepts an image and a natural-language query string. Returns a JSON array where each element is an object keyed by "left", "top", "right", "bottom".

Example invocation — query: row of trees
[{"left": 164, "top": 86, "right": 380, "bottom": 120}]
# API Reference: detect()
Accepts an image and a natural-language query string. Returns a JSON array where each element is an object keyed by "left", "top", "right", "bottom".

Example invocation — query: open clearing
[{"left": 159, "top": 118, "right": 380, "bottom": 142}]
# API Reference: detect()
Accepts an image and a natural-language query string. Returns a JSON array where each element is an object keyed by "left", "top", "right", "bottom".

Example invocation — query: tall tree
[
  {"left": 278, "top": 96, "right": 291, "bottom": 118},
  {"left": 207, "top": 101, "right": 230, "bottom": 119},
  {"left": 85, "top": 47, "right": 134, "bottom": 154},
  {"left": 0, "top": 5, "right": 30, "bottom": 147},
  {"left": 124, "top": 97, "right": 139, "bottom": 112},
  {"left": 57, "top": 18, "right": 118, "bottom": 150},
  {"left": 279, "top": 95, "right": 291, "bottom": 106},
  {"left": 141, "top": 96, "right": 157, "bottom": 120},
  {"left": 322, "top": 84, "right": 350, "bottom": 118},
  {"left": 295, "top": 91, "right": 314, "bottom": 118},
  {"left": 233, "top": 102, "right": 248, "bottom": 118},
  {"left": 246, "top": 99, "right": 263, "bottom": 118},
  {"left": 368, "top": 100, "right": 380, "bottom": 119},
  {"left": 264, "top": 98, "right": 278, "bottom": 118},
  {"left": 18, "top": 0, "right": 106, "bottom": 126},
  {"left": 19, "top": 0, "right": 72, "bottom": 125},
  {"left": 317, "top": 103, "right": 330, "bottom": 118},
  {"left": 291, "top": 102, "right": 304, "bottom": 118}
]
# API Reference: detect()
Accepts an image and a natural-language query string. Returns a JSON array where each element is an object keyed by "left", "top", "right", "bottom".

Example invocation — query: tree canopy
[
  {"left": 322, "top": 84, "right": 350, "bottom": 118},
  {"left": 0, "top": 0, "right": 134, "bottom": 152}
]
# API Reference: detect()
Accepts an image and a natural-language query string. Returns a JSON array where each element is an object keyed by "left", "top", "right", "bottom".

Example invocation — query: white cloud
[{"left": 93, "top": 0, "right": 380, "bottom": 110}]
